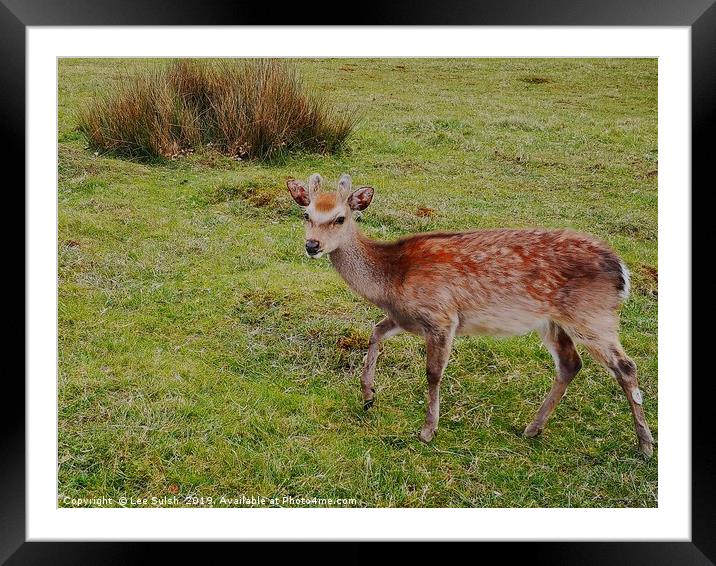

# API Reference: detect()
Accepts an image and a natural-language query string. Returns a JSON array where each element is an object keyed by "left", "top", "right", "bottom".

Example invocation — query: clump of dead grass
[{"left": 78, "top": 59, "right": 356, "bottom": 161}]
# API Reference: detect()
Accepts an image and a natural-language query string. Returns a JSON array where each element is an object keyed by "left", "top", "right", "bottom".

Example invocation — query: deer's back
[{"left": 370, "top": 228, "right": 627, "bottom": 335}]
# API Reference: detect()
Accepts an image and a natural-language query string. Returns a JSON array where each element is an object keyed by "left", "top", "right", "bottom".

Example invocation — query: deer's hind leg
[
  {"left": 524, "top": 321, "right": 583, "bottom": 438},
  {"left": 582, "top": 338, "right": 654, "bottom": 458}
]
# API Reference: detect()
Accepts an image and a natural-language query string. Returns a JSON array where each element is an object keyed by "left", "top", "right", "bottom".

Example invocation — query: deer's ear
[
  {"left": 287, "top": 179, "right": 310, "bottom": 206},
  {"left": 348, "top": 186, "right": 374, "bottom": 211}
]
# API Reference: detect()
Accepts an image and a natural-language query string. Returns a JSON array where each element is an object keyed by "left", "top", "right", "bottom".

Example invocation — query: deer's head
[{"left": 287, "top": 173, "right": 374, "bottom": 258}]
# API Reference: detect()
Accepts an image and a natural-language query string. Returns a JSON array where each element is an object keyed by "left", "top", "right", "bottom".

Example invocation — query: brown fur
[
  {"left": 356, "top": 229, "right": 625, "bottom": 328},
  {"left": 313, "top": 193, "right": 339, "bottom": 213}
]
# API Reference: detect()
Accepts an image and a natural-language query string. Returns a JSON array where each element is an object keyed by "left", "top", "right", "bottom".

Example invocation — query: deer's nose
[{"left": 305, "top": 239, "right": 321, "bottom": 255}]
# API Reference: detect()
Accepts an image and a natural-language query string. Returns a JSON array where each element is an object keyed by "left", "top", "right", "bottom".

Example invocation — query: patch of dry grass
[{"left": 78, "top": 59, "right": 356, "bottom": 161}]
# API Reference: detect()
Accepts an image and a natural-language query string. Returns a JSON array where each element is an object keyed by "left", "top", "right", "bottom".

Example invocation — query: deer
[{"left": 287, "top": 173, "right": 654, "bottom": 457}]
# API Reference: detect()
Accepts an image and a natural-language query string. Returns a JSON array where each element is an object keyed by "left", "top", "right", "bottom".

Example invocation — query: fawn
[{"left": 287, "top": 173, "right": 654, "bottom": 457}]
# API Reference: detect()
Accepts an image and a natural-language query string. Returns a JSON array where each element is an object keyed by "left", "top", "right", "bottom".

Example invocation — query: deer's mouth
[{"left": 306, "top": 250, "right": 324, "bottom": 259}]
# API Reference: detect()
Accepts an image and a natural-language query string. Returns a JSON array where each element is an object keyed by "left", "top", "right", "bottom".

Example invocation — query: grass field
[{"left": 58, "top": 58, "right": 658, "bottom": 508}]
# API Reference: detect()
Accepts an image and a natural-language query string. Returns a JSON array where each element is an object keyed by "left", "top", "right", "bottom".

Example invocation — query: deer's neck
[{"left": 329, "top": 226, "right": 388, "bottom": 304}]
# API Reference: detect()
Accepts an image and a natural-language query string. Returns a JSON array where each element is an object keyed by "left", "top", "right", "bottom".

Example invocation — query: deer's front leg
[
  {"left": 361, "top": 317, "right": 401, "bottom": 409},
  {"left": 419, "top": 326, "right": 455, "bottom": 443}
]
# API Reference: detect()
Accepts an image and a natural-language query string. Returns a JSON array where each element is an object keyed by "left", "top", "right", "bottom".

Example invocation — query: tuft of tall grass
[{"left": 78, "top": 59, "right": 356, "bottom": 161}]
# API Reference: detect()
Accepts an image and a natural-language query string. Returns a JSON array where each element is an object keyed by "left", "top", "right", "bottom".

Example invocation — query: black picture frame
[{"left": 5, "top": 0, "right": 712, "bottom": 562}]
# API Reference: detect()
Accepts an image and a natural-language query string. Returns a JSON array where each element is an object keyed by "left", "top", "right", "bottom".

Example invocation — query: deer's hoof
[
  {"left": 639, "top": 439, "right": 654, "bottom": 459},
  {"left": 523, "top": 423, "right": 543, "bottom": 438},
  {"left": 419, "top": 427, "right": 436, "bottom": 443},
  {"left": 363, "top": 399, "right": 374, "bottom": 411}
]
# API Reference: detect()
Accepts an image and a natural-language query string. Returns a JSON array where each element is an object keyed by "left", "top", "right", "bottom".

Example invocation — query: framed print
[{"left": 6, "top": 0, "right": 712, "bottom": 562}]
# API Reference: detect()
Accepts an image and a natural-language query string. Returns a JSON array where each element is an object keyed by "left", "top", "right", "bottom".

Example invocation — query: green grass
[{"left": 58, "top": 58, "right": 658, "bottom": 508}]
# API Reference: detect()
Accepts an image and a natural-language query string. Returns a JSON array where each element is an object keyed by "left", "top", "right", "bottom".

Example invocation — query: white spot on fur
[{"left": 632, "top": 388, "right": 643, "bottom": 405}]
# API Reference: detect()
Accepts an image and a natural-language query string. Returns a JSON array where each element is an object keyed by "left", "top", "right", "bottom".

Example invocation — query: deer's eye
[
  {"left": 303, "top": 212, "right": 310, "bottom": 221},
  {"left": 335, "top": 216, "right": 345, "bottom": 225}
]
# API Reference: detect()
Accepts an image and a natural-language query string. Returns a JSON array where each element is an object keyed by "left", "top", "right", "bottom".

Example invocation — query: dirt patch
[
  {"left": 193, "top": 151, "right": 237, "bottom": 170},
  {"left": 394, "top": 65, "right": 407, "bottom": 71},
  {"left": 236, "top": 289, "right": 284, "bottom": 309},
  {"left": 493, "top": 149, "right": 526, "bottom": 164},
  {"left": 637, "top": 169, "right": 658, "bottom": 180},
  {"left": 415, "top": 206, "right": 435, "bottom": 218},
  {"left": 390, "top": 159, "right": 429, "bottom": 174},
  {"left": 493, "top": 149, "right": 564, "bottom": 170},
  {"left": 627, "top": 155, "right": 659, "bottom": 181},
  {"left": 205, "top": 181, "right": 277, "bottom": 208},
  {"left": 634, "top": 264, "right": 658, "bottom": 298},
  {"left": 246, "top": 191, "right": 276, "bottom": 208},
  {"left": 336, "top": 330, "right": 367, "bottom": 352},
  {"left": 521, "top": 76, "right": 551, "bottom": 84},
  {"left": 233, "top": 289, "right": 296, "bottom": 324},
  {"left": 640, "top": 264, "right": 658, "bottom": 283},
  {"left": 535, "top": 159, "right": 565, "bottom": 169},
  {"left": 204, "top": 182, "right": 246, "bottom": 203},
  {"left": 65, "top": 239, "right": 81, "bottom": 248}
]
